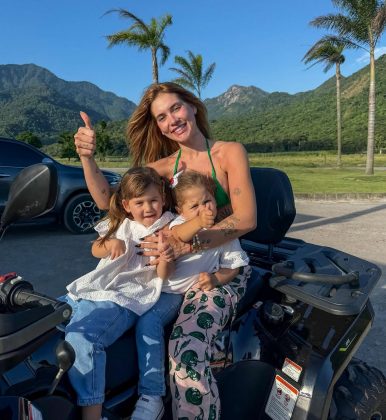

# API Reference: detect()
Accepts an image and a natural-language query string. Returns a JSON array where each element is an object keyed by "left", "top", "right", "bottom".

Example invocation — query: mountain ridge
[
  {"left": 1, "top": 57, "right": 385, "bottom": 153},
  {"left": 0, "top": 63, "right": 136, "bottom": 143}
]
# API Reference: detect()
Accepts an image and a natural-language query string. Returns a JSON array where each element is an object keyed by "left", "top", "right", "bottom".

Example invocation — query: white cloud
[{"left": 356, "top": 46, "right": 386, "bottom": 63}]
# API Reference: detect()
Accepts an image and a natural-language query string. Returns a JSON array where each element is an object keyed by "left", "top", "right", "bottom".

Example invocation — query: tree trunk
[
  {"left": 365, "top": 47, "right": 376, "bottom": 175},
  {"left": 336, "top": 62, "right": 342, "bottom": 167},
  {"left": 152, "top": 48, "right": 159, "bottom": 83}
]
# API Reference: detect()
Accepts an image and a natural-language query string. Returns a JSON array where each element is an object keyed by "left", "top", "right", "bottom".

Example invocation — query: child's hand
[
  {"left": 157, "top": 231, "right": 174, "bottom": 262},
  {"left": 109, "top": 239, "right": 126, "bottom": 260},
  {"left": 198, "top": 272, "right": 219, "bottom": 291},
  {"left": 199, "top": 204, "right": 215, "bottom": 229}
]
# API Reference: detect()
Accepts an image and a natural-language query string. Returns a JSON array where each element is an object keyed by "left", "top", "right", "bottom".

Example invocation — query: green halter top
[{"left": 173, "top": 139, "right": 231, "bottom": 208}]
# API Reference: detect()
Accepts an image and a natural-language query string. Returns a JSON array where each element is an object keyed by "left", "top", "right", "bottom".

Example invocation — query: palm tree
[
  {"left": 310, "top": 0, "right": 386, "bottom": 175},
  {"left": 303, "top": 37, "right": 345, "bottom": 167},
  {"left": 169, "top": 50, "right": 216, "bottom": 98},
  {"left": 105, "top": 9, "right": 172, "bottom": 83}
]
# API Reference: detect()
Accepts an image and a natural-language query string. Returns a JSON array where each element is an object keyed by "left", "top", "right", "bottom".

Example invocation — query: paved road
[{"left": 1, "top": 199, "right": 385, "bottom": 372}]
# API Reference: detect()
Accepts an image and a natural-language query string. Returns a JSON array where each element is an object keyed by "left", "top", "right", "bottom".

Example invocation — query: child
[
  {"left": 166, "top": 171, "right": 250, "bottom": 420},
  {"left": 63, "top": 167, "right": 182, "bottom": 420}
]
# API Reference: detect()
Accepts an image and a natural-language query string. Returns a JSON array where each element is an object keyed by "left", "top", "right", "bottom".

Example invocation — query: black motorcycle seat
[{"left": 242, "top": 167, "right": 296, "bottom": 245}]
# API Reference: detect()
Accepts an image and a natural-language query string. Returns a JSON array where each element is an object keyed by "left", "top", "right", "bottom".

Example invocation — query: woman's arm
[
  {"left": 198, "top": 142, "right": 257, "bottom": 249},
  {"left": 74, "top": 112, "right": 112, "bottom": 210},
  {"left": 139, "top": 143, "right": 256, "bottom": 260}
]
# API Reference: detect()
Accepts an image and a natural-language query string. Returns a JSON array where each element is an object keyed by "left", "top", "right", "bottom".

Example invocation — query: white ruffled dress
[{"left": 66, "top": 211, "right": 175, "bottom": 316}]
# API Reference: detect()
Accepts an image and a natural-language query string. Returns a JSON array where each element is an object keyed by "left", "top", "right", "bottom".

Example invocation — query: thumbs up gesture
[
  {"left": 198, "top": 203, "right": 216, "bottom": 229},
  {"left": 157, "top": 231, "right": 174, "bottom": 262},
  {"left": 74, "top": 111, "right": 96, "bottom": 158}
]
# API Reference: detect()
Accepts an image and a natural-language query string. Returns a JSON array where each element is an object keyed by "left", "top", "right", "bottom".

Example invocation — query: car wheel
[{"left": 63, "top": 193, "right": 103, "bottom": 234}]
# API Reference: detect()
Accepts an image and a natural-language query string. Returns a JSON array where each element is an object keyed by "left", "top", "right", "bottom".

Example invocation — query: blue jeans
[{"left": 62, "top": 293, "right": 183, "bottom": 406}]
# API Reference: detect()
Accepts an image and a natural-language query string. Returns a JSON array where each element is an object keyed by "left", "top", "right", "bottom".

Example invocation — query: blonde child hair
[
  {"left": 172, "top": 170, "right": 217, "bottom": 210},
  {"left": 99, "top": 166, "right": 164, "bottom": 245}
]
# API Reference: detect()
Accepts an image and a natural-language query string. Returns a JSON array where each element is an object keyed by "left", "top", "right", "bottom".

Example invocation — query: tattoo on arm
[
  {"left": 233, "top": 187, "right": 241, "bottom": 196},
  {"left": 101, "top": 188, "right": 107, "bottom": 196},
  {"left": 201, "top": 238, "right": 211, "bottom": 248},
  {"left": 218, "top": 216, "right": 240, "bottom": 237}
]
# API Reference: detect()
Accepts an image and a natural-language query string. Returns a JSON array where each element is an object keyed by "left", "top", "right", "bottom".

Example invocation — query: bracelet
[{"left": 191, "top": 234, "right": 203, "bottom": 253}]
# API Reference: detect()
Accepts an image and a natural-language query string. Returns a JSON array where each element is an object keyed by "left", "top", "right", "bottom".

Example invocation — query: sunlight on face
[
  {"left": 151, "top": 93, "right": 197, "bottom": 142},
  {"left": 122, "top": 184, "right": 164, "bottom": 227}
]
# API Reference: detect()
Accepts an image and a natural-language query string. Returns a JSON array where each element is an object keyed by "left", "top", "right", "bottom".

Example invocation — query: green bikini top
[{"left": 173, "top": 139, "right": 231, "bottom": 208}]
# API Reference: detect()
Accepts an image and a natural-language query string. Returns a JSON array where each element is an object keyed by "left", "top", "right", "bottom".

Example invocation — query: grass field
[
  {"left": 58, "top": 151, "right": 386, "bottom": 195},
  {"left": 248, "top": 152, "right": 386, "bottom": 195}
]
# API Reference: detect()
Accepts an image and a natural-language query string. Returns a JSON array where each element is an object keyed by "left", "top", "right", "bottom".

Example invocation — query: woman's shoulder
[
  {"left": 212, "top": 140, "right": 246, "bottom": 152},
  {"left": 211, "top": 140, "right": 247, "bottom": 164},
  {"left": 147, "top": 153, "right": 178, "bottom": 178}
]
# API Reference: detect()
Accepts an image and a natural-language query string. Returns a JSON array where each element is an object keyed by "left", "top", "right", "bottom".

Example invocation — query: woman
[{"left": 74, "top": 82, "right": 257, "bottom": 420}]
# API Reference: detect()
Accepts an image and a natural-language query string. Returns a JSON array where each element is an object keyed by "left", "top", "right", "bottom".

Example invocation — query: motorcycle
[{"left": 0, "top": 162, "right": 385, "bottom": 420}]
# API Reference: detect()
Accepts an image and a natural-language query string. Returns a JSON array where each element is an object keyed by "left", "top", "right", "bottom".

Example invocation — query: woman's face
[{"left": 150, "top": 93, "right": 198, "bottom": 143}]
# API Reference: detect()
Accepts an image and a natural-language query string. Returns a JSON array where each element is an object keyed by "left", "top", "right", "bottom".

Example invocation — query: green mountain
[
  {"left": 0, "top": 64, "right": 136, "bottom": 144},
  {"left": 1, "top": 57, "right": 385, "bottom": 153},
  {"left": 206, "top": 54, "right": 386, "bottom": 153}
]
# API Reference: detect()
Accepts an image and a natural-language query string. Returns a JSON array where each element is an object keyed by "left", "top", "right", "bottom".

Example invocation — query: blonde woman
[{"left": 74, "top": 82, "right": 257, "bottom": 419}]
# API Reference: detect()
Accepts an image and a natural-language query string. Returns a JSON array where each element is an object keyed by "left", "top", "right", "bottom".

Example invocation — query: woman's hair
[
  {"left": 98, "top": 166, "right": 164, "bottom": 245},
  {"left": 172, "top": 170, "right": 217, "bottom": 210},
  {"left": 127, "top": 82, "right": 211, "bottom": 166}
]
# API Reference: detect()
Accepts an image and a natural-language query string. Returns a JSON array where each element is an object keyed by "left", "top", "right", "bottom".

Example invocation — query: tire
[
  {"left": 63, "top": 193, "right": 103, "bottom": 234},
  {"left": 330, "top": 358, "right": 386, "bottom": 420}
]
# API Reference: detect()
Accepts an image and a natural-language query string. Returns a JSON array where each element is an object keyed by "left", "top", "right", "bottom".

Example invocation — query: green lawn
[
  {"left": 248, "top": 152, "right": 386, "bottom": 194},
  {"left": 58, "top": 151, "right": 386, "bottom": 195}
]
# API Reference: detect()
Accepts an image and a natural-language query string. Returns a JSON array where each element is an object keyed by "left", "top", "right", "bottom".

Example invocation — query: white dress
[
  {"left": 66, "top": 211, "right": 175, "bottom": 316},
  {"left": 161, "top": 215, "right": 250, "bottom": 294}
]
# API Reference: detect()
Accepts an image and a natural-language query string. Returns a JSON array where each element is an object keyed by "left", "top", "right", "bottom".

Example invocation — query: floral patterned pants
[{"left": 169, "top": 266, "right": 251, "bottom": 420}]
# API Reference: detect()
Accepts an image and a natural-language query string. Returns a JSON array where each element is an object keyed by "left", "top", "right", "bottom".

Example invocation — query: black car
[{"left": 0, "top": 137, "right": 121, "bottom": 233}]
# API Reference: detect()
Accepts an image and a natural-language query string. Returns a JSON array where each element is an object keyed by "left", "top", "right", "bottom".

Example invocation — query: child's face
[
  {"left": 177, "top": 186, "right": 217, "bottom": 220},
  {"left": 122, "top": 185, "right": 164, "bottom": 227}
]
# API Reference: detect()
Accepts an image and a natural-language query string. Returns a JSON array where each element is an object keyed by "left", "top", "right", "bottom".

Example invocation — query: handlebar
[
  {"left": 0, "top": 273, "right": 66, "bottom": 311},
  {"left": 272, "top": 262, "right": 359, "bottom": 285}
]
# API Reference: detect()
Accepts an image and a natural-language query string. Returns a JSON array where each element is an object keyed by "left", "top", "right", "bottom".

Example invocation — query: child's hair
[
  {"left": 99, "top": 166, "right": 164, "bottom": 245},
  {"left": 172, "top": 171, "right": 217, "bottom": 210}
]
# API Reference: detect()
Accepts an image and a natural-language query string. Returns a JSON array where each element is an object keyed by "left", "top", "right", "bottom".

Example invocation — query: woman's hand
[
  {"left": 139, "top": 229, "right": 190, "bottom": 264},
  {"left": 74, "top": 112, "right": 96, "bottom": 159}
]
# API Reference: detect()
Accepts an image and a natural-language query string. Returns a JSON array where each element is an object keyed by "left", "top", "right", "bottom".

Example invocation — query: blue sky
[{"left": 1, "top": 0, "right": 385, "bottom": 104}]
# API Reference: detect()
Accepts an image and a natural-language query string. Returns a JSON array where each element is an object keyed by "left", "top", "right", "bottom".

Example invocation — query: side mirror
[{"left": 0, "top": 163, "right": 58, "bottom": 231}]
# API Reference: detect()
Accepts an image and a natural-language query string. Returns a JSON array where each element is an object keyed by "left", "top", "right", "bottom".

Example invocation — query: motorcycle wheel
[{"left": 330, "top": 358, "right": 386, "bottom": 420}]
